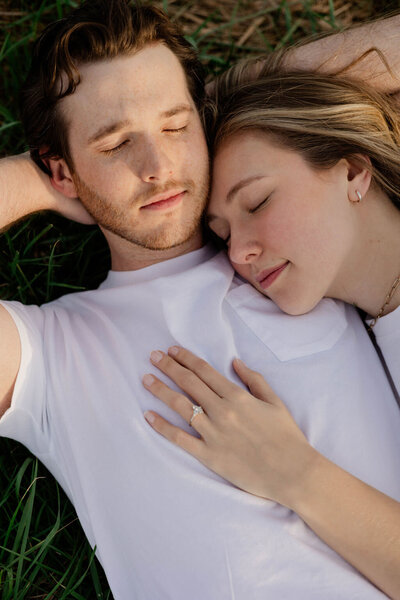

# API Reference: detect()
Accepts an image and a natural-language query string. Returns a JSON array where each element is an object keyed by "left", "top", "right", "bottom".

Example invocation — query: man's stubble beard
[{"left": 72, "top": 171, "right": 210, "bottom": 251}]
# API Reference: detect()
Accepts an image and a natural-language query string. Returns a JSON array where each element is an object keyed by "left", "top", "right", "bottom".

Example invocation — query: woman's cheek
[{"left": 232, "top": 262, "right": 254, "bottom": 284}]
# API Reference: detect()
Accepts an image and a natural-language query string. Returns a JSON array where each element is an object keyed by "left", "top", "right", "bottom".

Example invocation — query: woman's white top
[{"left": 370, "top": 306, "right": 400, "bottom": 395}]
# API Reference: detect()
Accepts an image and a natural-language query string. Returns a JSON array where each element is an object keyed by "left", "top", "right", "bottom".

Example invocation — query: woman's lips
[
  {"left": 141, "top": 191, "right": 186, "bottom": 211},
  {"left": 257, "top": 262, "right": 289, "bottom": 290}
]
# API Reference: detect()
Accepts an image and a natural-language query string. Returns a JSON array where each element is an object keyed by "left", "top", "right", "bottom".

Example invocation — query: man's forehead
[{"left": 62, "top": 44, "right": 193, "bottom": 136}]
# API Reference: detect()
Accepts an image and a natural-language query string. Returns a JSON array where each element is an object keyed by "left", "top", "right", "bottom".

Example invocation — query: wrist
[
  {"left": 281, "top": 444, "right": 327, "bottom": 513},
  {"left": 0, "top": 153, "right": 55, "bottom": 216},
  {"left": 21, "top": 154, "right": 58, "bottom": 213}
]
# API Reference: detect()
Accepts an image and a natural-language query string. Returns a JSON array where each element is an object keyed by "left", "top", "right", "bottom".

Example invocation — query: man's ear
[
  {"left": 345, "top": 155, "right": 372, "bottom": 202},
  {"left": 41, "top": 156, "right": 78, "bottom": 199}
]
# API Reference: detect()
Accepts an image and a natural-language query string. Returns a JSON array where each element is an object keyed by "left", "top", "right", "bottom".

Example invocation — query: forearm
[
  {"left": 0, "top": 153, "right": 55, "bottom": 232},
  {"left": 141, "top": 349, "right": 400, "bottom": 596},
  {"left": 290, "top": 450, "right": 400, "bottom": 600},
  {"left": 284, "top": 14, "right": 400, "bottom": 94}
]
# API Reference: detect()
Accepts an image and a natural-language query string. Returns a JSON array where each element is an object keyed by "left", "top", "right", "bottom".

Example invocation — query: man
[{"left": 1, "top": 1, "right": 400, "bottom": 598}]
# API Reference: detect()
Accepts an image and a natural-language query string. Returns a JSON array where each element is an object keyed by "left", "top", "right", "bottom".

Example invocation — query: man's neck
[{"left": 107, "top": 230, "right": 204, "bottom": 272}]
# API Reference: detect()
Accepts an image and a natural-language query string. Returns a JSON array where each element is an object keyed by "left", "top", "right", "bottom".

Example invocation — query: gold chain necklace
[{"left": 369, "top": 273, "right": 400, "bottom": 328}]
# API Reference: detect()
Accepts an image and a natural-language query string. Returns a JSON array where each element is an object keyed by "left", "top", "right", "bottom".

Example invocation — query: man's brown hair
[{"left": 20, "top": 0, "right": 205, "bottom": 174}]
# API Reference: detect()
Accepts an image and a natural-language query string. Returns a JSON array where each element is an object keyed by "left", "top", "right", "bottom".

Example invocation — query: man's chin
[{"left": 100, "top": 221, "right": 201, "bottom": 251}]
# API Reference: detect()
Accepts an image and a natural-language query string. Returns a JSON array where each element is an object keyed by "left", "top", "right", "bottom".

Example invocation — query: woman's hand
[{"left": 143, "top": 346, "right": 318, "bottom": 508}]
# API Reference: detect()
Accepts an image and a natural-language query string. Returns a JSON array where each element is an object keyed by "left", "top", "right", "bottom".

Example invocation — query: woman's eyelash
[{"left": 249, "top": 194, "right": 271, "bottom": 214}]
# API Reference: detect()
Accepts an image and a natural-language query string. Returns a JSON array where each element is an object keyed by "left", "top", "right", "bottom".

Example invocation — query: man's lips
[
  {"left": 140, "top": 190, "right": 186, "bottom": 211},
  {"left": 256, "top": 262, "right": 289, "bottom": 290}
]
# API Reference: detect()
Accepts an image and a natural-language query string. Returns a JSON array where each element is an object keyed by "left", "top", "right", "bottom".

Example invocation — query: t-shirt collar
[{"left": 99, "top": 244, "right": 216, "bottom": 289}]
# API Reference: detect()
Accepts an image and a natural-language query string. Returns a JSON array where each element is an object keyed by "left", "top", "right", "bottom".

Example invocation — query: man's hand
[
  {"left": 0, "top": 153, "right": 95, "bottom": 232},
  {"left": 50, "top": 188, "right": 96, "bottom": 225}
]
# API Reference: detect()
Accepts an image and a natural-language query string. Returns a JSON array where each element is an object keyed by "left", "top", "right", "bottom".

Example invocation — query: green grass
[{"left": 0, "top": 0, "right": 394, "bottom": 597}]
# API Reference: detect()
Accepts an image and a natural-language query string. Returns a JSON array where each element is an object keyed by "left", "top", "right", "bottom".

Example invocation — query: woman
[{"left": 142, "top": 60, "right": 400, "bottom": 599}]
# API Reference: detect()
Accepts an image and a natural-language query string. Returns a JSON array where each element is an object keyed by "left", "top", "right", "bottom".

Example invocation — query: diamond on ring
[{"left": 189, "top": 405, "right": 204, "bottom": 426}]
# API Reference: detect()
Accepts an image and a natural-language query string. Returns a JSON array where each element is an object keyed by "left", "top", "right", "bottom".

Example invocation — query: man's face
[{"left": 61, "top": 43, "right": 209, "bottom": 250}]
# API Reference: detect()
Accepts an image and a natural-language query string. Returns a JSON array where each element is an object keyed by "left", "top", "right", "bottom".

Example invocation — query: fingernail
[
  {"left": 150, "top": 350, "right": 163, "bottom": 363},
  {"left": 168, "top": 346, "right": 179, "bottom": 356},
  {"left": 144, "top": 411, "right": 155, "bottom": 424},
  {"left": 234, "top": 357, "right": 245, "bottom": 367},
  {"left": 143, "top": 374, "right": 155, "bottom": 386}
]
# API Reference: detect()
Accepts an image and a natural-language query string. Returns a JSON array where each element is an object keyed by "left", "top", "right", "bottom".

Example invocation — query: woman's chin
[{"left": 272, "top": 294, "right": 323, "bottom": 317}]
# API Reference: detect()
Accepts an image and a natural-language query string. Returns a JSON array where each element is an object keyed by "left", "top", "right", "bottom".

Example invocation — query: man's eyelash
[
  {"left": 103, "top": 140, "right": 129, "bottom": 156},
  {"left": 163, "top": 126, "right": 187, "bottom": 133},
  {"left": 102, "top": 126, "right": 187, "bottom": 156}
]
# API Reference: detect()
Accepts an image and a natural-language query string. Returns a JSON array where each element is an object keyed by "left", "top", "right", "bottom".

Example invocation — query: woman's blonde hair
[{"left": 206, "top": 51, "right": 400, "bottom": 207}]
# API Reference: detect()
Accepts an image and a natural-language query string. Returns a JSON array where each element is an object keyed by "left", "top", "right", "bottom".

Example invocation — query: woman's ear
[
  {"left": 41, "top": 156, "right": 78, "bottom": 199},
  {"left": 345, "top": 155, "right": 372, "bottom": 203}
]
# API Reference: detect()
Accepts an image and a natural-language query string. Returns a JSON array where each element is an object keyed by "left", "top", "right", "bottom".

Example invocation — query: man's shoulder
[{"left": 0, "top": 287, "right": 105, "bottom": 334}]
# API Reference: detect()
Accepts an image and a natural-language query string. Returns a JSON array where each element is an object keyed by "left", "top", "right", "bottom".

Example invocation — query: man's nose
[
  {"left": 228, "top": 234, "right": 262, "bottom": 265},
  {"left": 136, "top": 138, "right": 174, "bottom": 183}
]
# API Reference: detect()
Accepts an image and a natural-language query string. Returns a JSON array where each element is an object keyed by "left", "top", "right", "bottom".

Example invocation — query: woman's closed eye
[{"left": 248, "top": 194, "right": 272, "bottom": 214}]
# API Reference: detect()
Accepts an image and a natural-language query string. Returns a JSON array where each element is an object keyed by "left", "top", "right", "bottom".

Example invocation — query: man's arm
[
  {"left": 0, "top": 155, "right": 54, "bottom": 415},
  {"left": 0, "top": 154, "right": 95, "bottom": 416},
  {"left": 0, "top": 153, "right": 94, "bottom": 232},
  {"left": 0, "top": 306, "right": 20, "bottom": 418},
  {"left": 0, "top": 154, "right": 53, "bottom": 232},
  {"left": 284, "top": 14, "right": 400, "bottom": 95},
  {"left": 0, "top": 155, "right": 52, "bottom": 417}
]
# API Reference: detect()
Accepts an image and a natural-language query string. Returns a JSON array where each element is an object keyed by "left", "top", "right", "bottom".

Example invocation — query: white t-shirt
[
  {"left": 370, "top": 306, "right": 400, "bottom": 395},
  {"left": 1, "top": 246, "right": 400, "bottom": 600}
]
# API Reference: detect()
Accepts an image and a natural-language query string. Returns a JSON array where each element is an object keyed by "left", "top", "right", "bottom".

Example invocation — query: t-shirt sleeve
[{"left": 0, "top": 300, "right": 49, "bottom": 458}]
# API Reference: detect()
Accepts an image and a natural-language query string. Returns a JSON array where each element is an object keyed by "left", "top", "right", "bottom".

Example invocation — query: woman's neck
[{"left": 329, "top": 188, "right": 400, "bottom": 318}]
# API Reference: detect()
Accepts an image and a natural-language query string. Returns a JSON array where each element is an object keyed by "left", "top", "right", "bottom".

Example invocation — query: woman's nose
[{"left": 228, "top": 235, "right": 262, "bottom": 265}]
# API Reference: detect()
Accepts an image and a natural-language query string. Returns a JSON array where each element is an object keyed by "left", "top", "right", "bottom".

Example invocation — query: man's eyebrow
[
  {"left": 88, "top": 120, "right": 131, "bottom": 145},
  {"left": 160, "top": 104, "right": 193, "bottom": 118},
  {"left": 87, "top": 105, "right": 193, "bottom": 145}
]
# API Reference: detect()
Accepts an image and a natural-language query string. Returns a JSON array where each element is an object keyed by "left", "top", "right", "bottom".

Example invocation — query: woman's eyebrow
[{"left": 226, "top": 175, "right": 269, "bottom": 204}]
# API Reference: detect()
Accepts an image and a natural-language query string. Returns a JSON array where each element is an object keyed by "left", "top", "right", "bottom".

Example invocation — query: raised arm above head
[
  {"left": 283, "top": 14, "right": 400, "bottom": 94},
  {"left": 207, "top": 14, "right": 400, "bottom": 101},
  {"left": 0, "top": 153, "right": 95, "bottom": 234},
  {"left": 0, "top": 153, "right": 94, "bottom": 418}
]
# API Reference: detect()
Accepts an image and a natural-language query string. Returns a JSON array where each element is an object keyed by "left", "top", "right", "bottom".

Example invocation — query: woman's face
[{"left": 208, "top": 131, "right": 358, "bottom": 315}]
